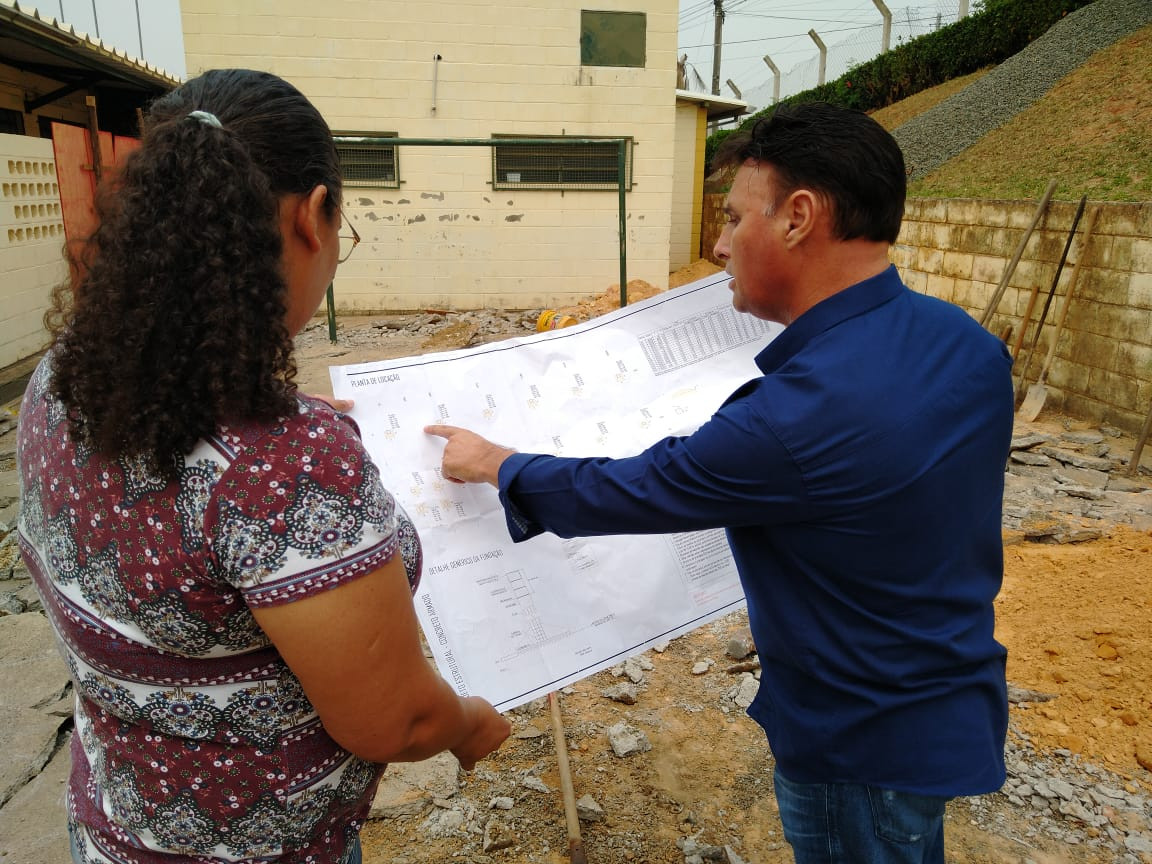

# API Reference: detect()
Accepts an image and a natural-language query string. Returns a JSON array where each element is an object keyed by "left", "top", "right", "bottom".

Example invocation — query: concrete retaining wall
[
  {"left": 895, "top": 197, "right": 1152, "bottom": 434},
  {"left": 701, "top": 192, "right": 1152, "bottom": 434}
]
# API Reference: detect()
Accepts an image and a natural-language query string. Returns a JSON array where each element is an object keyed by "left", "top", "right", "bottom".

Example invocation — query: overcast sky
[
  {"left": 50, "top": 0, "right": 186, "bottom": 79},
  {"left": 678, "top": 0, "right": 970, "bottom": 108}
]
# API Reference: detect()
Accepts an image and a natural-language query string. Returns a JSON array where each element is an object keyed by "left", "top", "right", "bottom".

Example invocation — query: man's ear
[
  {"left": 781, "top": 188, "right": 819, "bottom": 248},
  {"left": 292, "top": 185, "right": 330, "bottom": 253}
]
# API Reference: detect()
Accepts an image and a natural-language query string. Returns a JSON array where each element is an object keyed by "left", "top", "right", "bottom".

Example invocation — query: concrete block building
[{"left": 182, "top": 0, "right": 743, "bottom": 312}]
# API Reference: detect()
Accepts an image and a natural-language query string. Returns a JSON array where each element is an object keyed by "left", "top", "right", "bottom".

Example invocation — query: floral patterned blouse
[{"left": 16, "top": 355, "right": 421, "bottom": 864}]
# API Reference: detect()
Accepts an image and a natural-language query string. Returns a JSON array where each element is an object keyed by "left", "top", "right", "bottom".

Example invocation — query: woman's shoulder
[{"left": 212, "top": 396, "right": 362, "bottom": 459}]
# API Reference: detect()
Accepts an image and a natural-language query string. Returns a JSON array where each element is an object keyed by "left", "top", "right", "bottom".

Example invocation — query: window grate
[
  {"left": 0, "top": 108, "right": 24, "bottom": 136},
  {"left": 491, "top": 137, "right": 633, "bottom": 191},
  {"left": 335, "top": 133, "right": 399, "bottom": 188}
]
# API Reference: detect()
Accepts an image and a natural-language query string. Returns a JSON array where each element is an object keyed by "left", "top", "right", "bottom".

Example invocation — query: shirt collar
[{"left": 754, "top": 264, "right": 904, "bottom": 373}]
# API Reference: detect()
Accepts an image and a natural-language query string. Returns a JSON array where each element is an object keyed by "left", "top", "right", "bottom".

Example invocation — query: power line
[
  {"left": 679, "top": 24, "right": 866, "bottom": 52},
  {"left": 728, "top": 11, "right": 875, "bottom": 23}
]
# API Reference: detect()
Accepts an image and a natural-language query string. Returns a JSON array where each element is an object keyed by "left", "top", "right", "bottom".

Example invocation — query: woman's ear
[{"left": 292, "top": 185, "right": 331, "bottom": 253}]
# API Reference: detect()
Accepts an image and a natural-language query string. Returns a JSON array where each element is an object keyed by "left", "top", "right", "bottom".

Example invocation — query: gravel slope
[{"left": 893, "top": 0, "right": 1152, "bottom": 179}]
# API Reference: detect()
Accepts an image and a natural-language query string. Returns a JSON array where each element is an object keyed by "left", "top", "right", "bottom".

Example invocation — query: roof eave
[
  {"left": 0, "top": 0, "right": 180, "bottom": 91},
  {"left": 675, "top": 88, "right": 748, "bottom": 122}
]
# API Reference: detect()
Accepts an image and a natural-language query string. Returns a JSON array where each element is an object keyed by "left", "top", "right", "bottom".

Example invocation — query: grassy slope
[{"left": 873, "top": 23, "right": 1152, "bottom": 202}]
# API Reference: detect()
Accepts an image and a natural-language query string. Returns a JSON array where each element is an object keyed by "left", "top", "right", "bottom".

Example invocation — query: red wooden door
[
  {"left": 52, "top": 122, "right": 101, "bottom": 245},
  {"left": 113, "top": 135, "right": 140, "bottom": 163},
  {"left": 52, "top": 123, "right": 140, "bottom": 268}
]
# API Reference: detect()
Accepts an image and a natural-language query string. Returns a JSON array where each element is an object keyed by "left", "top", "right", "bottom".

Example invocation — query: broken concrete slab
[
  {"left": 0, "top": 706, "right": 67, "bottom": 808},
  {"left": 0, "top": 613, "right": 70, "bottom": 711},
  {"left": 369, "top": 751, "right": 460, "bottom": 820},
  {"left": 0, "top": 733, "right": 71, "bottom": 863},
  {"left": 1053, "top": 466, "right": 1110, "bottom": 489},
  {"left": 1037, "top": 447, "right": 1115, "bottom": 472},
  {"left": 1011, "top": 433, "right": 1056, "bottom": 451},
  {"left": 1107, "top": 475, "right": 1151, "bottom": 493},
  {"left": 1011, "top": 451, "right": 1053, "bottom": 467},
  {"left": 1061, "top": 430, "right": 1106, "bottom": 446}
]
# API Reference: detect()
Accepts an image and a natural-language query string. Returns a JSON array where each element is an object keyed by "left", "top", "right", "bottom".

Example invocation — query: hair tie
[{"left": 187, "top": 110, "right": 223, "bottom": 129}]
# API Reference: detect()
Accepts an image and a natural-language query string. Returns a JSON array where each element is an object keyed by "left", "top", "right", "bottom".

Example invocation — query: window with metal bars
[
  {"left": 334, "top": 132, "right": 399, "bottom": 188},
  {"left": 0, "top": 108, "right": 24, "bottom": 135},
  {"left": 491, "top": 136, "right": 633, "bottom": 191}
]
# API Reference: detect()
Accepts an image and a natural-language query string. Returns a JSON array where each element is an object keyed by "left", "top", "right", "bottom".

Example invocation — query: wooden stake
[
  {"left": 548, "top": 691, "right": 588, "bottom": 864},
  {"left": 1127, "top": 397, "right": 1152, "bottom": 477},
  {"left": 979, "top": 179, "right": 1057, "bottom": 329}
]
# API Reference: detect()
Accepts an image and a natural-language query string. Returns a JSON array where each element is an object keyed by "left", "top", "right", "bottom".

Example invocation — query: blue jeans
[
  {"left": 341, "top": 834, "right": 363, "bottom": 864},
  {"left": 773, "top": 768, "right": 947, "bottom": 864}
]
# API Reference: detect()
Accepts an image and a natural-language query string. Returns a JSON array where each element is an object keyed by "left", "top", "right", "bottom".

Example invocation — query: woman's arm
[{"left": 251, "top": 554, "right": 509, "bottom": 768}]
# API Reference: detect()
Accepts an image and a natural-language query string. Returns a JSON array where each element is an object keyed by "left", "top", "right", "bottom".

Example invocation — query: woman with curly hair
[{"left": 16, "top": 68, "right": 509, "bottom": 864}]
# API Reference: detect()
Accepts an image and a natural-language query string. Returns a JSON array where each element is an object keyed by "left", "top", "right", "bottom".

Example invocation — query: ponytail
[{"left": 46, "top": 69, "right": 340, "bottom": 477}]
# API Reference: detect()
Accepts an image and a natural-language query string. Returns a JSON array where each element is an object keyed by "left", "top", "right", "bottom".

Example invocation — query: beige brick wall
[
  {"left": 0, "top": 135, "right": 65, "bottom": 370},
  {"left": 669, "top": 101, "right": 700, "bottom": 271},
  {"left": 183, "top": 0, "right": 679, "bottom": 312},
  {"left": 894, "top": 198, "right": 1152, "bottom": 434}
]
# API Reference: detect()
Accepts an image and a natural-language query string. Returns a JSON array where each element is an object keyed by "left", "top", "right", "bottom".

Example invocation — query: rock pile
[
  {"left": 1005, "top": 423, "right": 1152, "bottom": 543},
  {"left": 964, "top": 727, "right": 1152, "bottom": 860}
]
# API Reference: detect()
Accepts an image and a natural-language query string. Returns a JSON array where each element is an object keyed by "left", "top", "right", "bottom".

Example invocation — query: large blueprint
[{"left": 329, "top": 274, "right": 782, "bottom": 710}]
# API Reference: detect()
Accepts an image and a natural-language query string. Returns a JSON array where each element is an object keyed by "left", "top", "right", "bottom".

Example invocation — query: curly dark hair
[
  {"left": 45, "top": 69, "right": 342, "bottom": 476},
  {"left": 713, "top": 102, "right": 906, "bottom": 245}
]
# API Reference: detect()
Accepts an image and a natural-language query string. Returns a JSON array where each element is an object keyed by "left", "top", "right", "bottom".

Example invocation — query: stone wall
[{"left": 700, "top": 192, "right": 1152, "bottom": 434}]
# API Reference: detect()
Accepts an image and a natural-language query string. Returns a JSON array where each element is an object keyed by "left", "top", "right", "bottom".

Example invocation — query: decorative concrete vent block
[{"left": 1, "top": 155, "right": 64, "bottom": 249}]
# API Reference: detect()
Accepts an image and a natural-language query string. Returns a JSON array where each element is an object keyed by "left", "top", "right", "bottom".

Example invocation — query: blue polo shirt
[{"left": 497, "top": 265, "right": 1012, "bottom": 797}]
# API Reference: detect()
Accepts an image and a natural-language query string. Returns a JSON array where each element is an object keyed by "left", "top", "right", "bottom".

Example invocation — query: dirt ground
[{"left": 294, "top": 264, "right": 1152, "bottom": 864}]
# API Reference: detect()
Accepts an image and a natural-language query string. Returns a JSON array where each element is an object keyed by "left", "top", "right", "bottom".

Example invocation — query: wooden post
[
  {"left": 85, "top": 94, "right": 102, "bottom": 185},
  {"left": 548, "top": 692, "right": 587, "bottom": 864}
]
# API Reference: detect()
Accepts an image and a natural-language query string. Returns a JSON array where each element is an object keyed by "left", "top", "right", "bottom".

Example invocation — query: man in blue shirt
[{"left": 427, "top": 102, "right": 1013, "bottom": 864}]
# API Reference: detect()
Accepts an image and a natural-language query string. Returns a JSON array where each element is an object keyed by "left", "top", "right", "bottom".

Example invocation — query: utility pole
[{"left": 711, "top": 0, "right": 724, "bottom": 95}]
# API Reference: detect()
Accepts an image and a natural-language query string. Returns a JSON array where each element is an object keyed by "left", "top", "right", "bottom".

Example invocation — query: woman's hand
[{"left": 451, "top": 697, "right": 512, "bottom": 770}]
